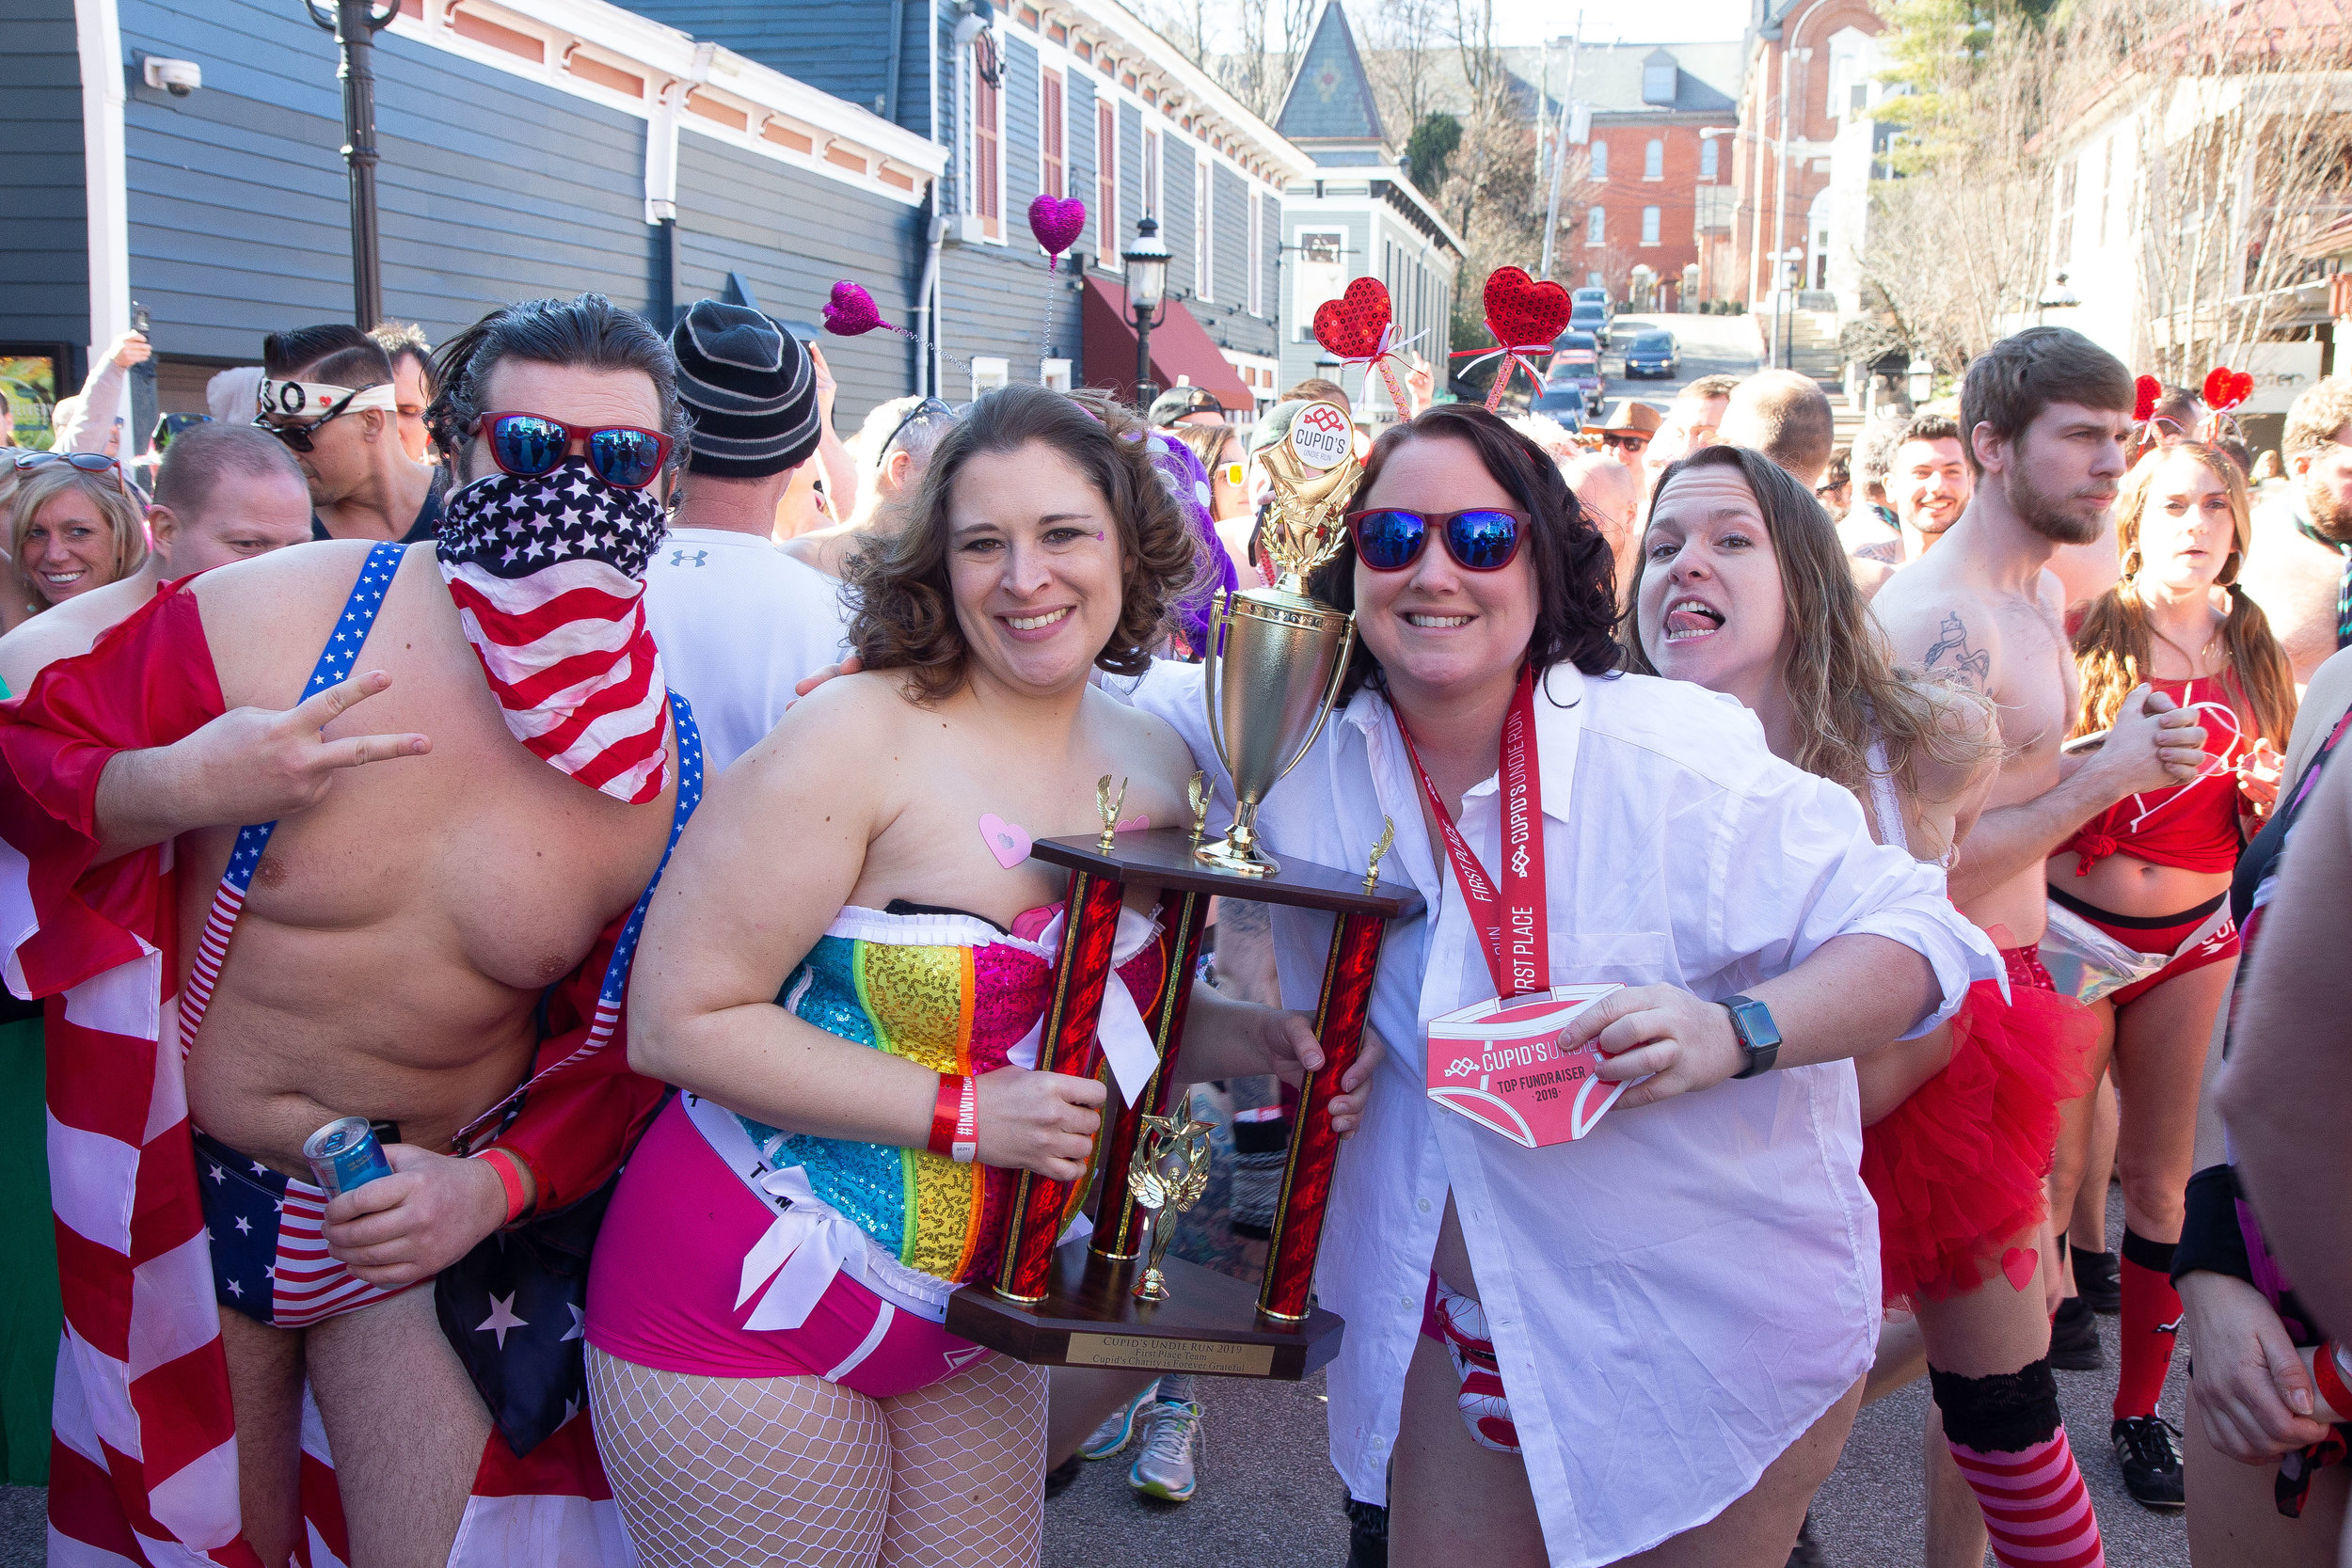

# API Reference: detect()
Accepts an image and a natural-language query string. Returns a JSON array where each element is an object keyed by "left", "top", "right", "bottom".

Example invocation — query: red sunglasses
[{"left": 476, "top": 412, "right": 674, "bottom": 490}]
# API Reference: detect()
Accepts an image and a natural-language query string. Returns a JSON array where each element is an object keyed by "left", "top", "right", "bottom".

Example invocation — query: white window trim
[
  {"left": 1641, "top": 205, "right": 1661, "bottom": 245},
  {"left": 1196, "top": 156, "right": 1213, "bottom": 301},
  {"left": 1586, "top": 207, "right": 1605, "bottom": 246},
  {"left": 1248, "top": 193, "right": 1263, "bottom": 316},
  {"left": 1039, "top": 65, "right": 1065, "bottom": 203},
  {"left": 1096, "top": 96, "right": 1119, "bottom": 266},
  {"left": 1644, "top": 139, "right": 1664, "bottom": 181},
  {"left": 970, "top": 30, "right": 1008, "bottom": 243},
  {"left": 1590, "top": 140, "right": 1608, "bottom": 181}
]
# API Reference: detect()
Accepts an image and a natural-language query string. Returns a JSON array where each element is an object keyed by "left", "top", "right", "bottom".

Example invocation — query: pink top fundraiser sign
[{"left": 1426, "top": 984, "right": 1627, "bottom": 1148}]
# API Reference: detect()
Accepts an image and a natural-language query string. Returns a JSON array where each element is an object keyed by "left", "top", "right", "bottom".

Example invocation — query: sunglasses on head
[
  {"left": 476, "top": 412, "right": 673, "bottom": 490},
  {"left": 1344, "top": 507, "right": 1530, "bottom": 573},
  {"left": 12, "top": 449, "right": 134, "bottom": 499},
  {"left": 1601, "top": 433, "right": 1648, "bottom": 452},
  {"left": 882, "top": 397, "right": 955, "bottom": 457}
]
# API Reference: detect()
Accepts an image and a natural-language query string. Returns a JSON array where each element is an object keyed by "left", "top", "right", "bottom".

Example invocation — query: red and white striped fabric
[
  {"left": 1947, "top": 1433, "right": 2107, "bottom": 1568},
  {"left": 0, "top": 578, "right": 648, "bottom": 1567},
  {"left": 435, "top": 464, "right": 671, "bottom": 805}
]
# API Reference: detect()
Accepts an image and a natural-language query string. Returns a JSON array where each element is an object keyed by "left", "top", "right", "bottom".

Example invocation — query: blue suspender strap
[{"left": 215, "top": 541, "right": 405, "bottom": 903}]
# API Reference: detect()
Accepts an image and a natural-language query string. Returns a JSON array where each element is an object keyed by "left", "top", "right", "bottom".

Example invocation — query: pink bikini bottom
[{"left": 586, "top": 1096, "right": 993, "bottom": 1400}]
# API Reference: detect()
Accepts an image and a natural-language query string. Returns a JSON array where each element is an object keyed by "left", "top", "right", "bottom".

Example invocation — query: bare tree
[
  {"left": 1360, "top": 0, "right": 1446, "bottom": 139},
  {"left": 2095, "top": 0, "right": 2352, "bottom": 381}
]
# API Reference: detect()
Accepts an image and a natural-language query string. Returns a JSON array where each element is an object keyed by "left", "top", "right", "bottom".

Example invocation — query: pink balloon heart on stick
[
  {"left": 1028, "top": 194, "right": 1088, "bottom": 259},
  {"left": 822, "top": 279, "right": 893, "bottom": 338}
]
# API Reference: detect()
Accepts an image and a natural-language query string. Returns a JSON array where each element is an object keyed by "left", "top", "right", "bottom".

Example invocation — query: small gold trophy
[
  {"left": 1128, "top": 1106, "right": 1216, "bottom": 1302},
  {"left": 1197, "top": 401, "right": 1365, "bottom": 877},
  {"left": 1095, "top": 774, "right": 1128, "bottom": 852}
]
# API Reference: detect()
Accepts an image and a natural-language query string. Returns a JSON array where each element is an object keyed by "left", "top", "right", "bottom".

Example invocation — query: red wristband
[
  {"left": 476, "top": 1148, "right": 530, "bottom": 1226},
  {"left": 2316, "top": 1339, "right": 2352, "bottom": 1423},
  {"left": 929, "top": 1072, "right": 978, "bottom": 1163}
]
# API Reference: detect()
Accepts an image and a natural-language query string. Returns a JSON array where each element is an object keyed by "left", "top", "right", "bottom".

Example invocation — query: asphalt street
[{"left": 1585, "top": 309, "right": 1764, "bottom": 411}]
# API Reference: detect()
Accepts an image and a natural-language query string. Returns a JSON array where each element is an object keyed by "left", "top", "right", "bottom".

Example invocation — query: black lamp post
[
  {"left": 1122, "top": 214, "right": 1170, "bottom": 407},
  {"left": 306, "top": 0, "right": 401, "bottom": 328}
]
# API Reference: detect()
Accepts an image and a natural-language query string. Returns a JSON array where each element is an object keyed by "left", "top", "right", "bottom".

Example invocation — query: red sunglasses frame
[
  {"left": 1342, "top": 507, "right": 1532, "bottom": 573},
  {"left": 475, "top": 411, "right": 675, "bottom": 490}
]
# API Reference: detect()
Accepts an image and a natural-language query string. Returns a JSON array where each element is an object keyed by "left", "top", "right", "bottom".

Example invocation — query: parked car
[
  {"left": 1546, "top": 331, "right": 1606, "bottom": 402},
  {"left": 1623, "top": 330, "right": 1679, "bottom": 379},
  {"left": 1569, "top": 297, "right": 1611, "bottom": 349},
  {"left": 1533, "top": 383, "right": 1587, "bottom": 428}
]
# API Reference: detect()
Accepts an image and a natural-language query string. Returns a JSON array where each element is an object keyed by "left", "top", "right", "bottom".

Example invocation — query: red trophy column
[
  {"left": 1258, "top": 911, "right": 1387, "bottom": 1322},
  {"left": 993, "top": 866, "right": 1127, "bottom": 1304}
]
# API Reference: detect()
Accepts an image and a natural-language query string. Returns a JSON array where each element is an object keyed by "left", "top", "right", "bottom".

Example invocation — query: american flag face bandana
[{"left": 437, "top": 458, "right": 672, "bottom": 802}]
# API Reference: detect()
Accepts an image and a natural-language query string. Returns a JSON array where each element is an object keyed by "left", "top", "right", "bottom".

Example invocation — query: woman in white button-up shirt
[{"left": 1127, "top": 404, "right": 1998, "bottom": 1567}]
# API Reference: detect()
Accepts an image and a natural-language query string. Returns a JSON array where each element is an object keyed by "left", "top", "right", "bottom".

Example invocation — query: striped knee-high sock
[{"left": 1931, "top": 1360, "right": 2106, "bottom": 1568}]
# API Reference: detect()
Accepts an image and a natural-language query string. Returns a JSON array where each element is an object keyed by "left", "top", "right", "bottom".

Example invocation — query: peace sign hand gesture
[{"left": 95, "top": 671, "right": 431, "bottom": 858}]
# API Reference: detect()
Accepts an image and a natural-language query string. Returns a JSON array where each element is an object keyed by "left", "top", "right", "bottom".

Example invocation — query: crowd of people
[{"left": 0, "top": 288, "right": 2346, "bottom": 1568}]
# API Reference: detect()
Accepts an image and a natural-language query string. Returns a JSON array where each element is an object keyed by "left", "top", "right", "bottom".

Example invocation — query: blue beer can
[{"left": 303, "top": 1116, "right": 392, "bottom": 1196}]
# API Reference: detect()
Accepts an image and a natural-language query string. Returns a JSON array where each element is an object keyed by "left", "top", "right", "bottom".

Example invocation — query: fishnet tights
[{"left": 587, "top": 1345, "right": 1047, "bottom": 1568}]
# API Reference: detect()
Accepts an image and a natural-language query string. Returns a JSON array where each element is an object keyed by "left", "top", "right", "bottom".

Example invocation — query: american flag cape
[{"left": 0, "top": 560, "right": 684, "bottom": 1566}]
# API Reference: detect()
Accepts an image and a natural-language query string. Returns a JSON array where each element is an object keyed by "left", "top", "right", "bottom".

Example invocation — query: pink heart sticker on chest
[{"left": 978, "top": 814, "right": 1032, "bottom": 870}]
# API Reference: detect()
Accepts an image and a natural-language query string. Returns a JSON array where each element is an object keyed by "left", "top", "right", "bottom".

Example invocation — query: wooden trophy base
[{"left": 946, "top": 1239, "right": 1344, "bottom": 1381}]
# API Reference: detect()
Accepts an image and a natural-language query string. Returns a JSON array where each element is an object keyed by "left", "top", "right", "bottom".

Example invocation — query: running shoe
[
  {"left": 2074, "top": 1246, "right": 2122, "bottom": 1314},
  {"left": 2048, "top": 1295, "right": 2103, "bottom": 1370},
  {"left": 2112, "top": 1415, "right": 2185, "bottom": 1510},
  {"left": 1078, "top": 1381, "right": 1158, "bottom": 1460},
  {"left": 1129, "top": 1398, "right": 1204, "bottom": 1502}
]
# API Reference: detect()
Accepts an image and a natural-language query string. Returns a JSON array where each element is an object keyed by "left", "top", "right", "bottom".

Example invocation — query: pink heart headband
[{"left": 824, "top": 279, "right": 969, "bottom": 372}]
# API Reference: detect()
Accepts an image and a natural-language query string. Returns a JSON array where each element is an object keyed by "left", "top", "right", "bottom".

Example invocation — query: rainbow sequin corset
[{"left": 743, "top": 903, "right": 1168, "bottom": 1290}]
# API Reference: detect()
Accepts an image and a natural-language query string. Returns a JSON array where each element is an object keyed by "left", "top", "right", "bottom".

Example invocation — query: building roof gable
[{"left": 1276, "top": 2, "right": 1388, "bottom": 146}]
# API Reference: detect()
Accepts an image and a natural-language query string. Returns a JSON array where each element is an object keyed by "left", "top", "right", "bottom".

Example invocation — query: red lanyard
[{"left": 1396, "top": 666, "right": 1549, "bottom": 1000}]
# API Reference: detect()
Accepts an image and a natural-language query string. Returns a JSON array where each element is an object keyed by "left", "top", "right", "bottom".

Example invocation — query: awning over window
[{"left": 1079, "top": 277, "right": 1254, "bottom": 411}]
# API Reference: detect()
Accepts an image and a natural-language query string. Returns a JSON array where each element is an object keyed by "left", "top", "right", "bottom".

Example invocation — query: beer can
[{"left": 304, "top": 1116, "right": 392, "bottom": 1197}]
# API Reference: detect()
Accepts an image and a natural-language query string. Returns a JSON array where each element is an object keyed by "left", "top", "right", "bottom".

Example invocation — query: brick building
[
  {"left": 1726, "top": 0, "right": 1887, "bottom": 309},
  {"left": 1557, "top": 41, "right": 1742, "bottom": 312}
]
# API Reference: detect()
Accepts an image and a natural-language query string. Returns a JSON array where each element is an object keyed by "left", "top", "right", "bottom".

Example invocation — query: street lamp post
[
  {"left": 2036, "top": 271, "right": 2080, "bottom": 327},
  {"left": 1122, "top": 214, "right": 1170, "bottom": 408},
  {"left": 306, "top": 0, "right": 401, "bottom": 329},
  {"left": 1775, "top": 246, "right": 1804, "bottom": 369}
]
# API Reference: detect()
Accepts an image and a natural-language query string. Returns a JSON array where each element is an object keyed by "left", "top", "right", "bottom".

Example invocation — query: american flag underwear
[{"left": 436, "top": 459, "right": 672, "bottom": 804}]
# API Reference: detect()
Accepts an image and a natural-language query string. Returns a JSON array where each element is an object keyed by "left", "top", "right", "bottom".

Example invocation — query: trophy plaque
[{"left": 946, "top": 404, "right": 1424, "bottom": 1382}]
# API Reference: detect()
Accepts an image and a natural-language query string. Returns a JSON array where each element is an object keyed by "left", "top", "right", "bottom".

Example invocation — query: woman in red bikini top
[{"left": 2043, "top": 440, "right": 2296, "bottom": 1488}]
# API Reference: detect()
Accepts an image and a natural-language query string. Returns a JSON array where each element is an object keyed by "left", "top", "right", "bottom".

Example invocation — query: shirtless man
[
  {"left": 1850, "top": 413, "right": 1969, "bottom": 599},
  {"left": 3, "top": 294, "right": 683, "bottom": 1567},
  {"left": 2236, "top": 375, "right": 2352, "bottom": 684},
  {"left": 0, "top": 422, "right": 312, "bottom": 690},
  {"left": 1871, "top": 325, "right": 2209, "bottom": 1562}
]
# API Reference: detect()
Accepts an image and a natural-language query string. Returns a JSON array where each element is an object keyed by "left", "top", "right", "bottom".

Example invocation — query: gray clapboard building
[
  {"left": 621, "top": 0, "right": 1310, "bottom": 417},
  {"left": 2, "top": 0, "right": 944, "bottom": 442}
]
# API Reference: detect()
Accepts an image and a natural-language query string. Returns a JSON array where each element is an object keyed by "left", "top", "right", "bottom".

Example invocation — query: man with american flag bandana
[{"left": 0, "top": 293, "right": 692, "bottom": 1568}]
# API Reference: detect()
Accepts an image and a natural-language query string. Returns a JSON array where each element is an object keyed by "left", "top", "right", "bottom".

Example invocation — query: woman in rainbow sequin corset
[{"left": 585, "top": 386, "right": 1370, "bottom": 1568}]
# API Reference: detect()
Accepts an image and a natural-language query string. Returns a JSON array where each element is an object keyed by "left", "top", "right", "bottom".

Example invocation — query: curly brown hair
[{"left": 845, "top": 384, "right": 1204, "bottom": 700}]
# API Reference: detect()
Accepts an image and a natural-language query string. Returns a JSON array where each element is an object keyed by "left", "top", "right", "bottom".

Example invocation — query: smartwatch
[{"left": 1723, "top": 994, "right": 1782, "bottom": 1079}]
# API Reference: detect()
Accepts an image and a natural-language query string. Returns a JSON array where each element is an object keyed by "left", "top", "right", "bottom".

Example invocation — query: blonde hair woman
[{"left": 8, "top": 451, "right": 149, "bottom": 617}]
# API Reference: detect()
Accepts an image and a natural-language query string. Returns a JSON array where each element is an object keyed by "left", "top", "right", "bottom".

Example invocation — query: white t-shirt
[{"left": 642, "top": 527, "right": 853, "bottom": 774}]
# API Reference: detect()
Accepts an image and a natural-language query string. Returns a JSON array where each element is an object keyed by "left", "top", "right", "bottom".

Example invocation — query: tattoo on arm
[{"left": 1923, "top": 613, "right": 1993, "bottom": 689}]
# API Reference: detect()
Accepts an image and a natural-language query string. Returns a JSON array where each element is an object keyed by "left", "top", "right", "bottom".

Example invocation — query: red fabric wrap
[
  {"left": 1861, "top": 947, "right": 2097, "bottom": 1308},
  {"left": 2058, "top": 675, "right": 2250, "bottom": 874}
]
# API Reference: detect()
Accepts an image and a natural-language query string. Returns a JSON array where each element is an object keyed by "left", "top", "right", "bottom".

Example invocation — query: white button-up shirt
[{"left": 1124, "top": 659, "right": 1999, "bottom": 1567}]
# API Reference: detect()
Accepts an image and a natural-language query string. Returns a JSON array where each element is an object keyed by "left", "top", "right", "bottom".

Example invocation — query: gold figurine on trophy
[
  {"left": 1196, "top": 401, "right": 1365, "bottom": 878},
  {"left": 1362, "top": 816, "right": 1395, "bottom": 892},
  {"left": 1095, "top": 774, "right": 1128, "bottom": 852},
  {"left": 1128, "top": 1105, "right": 1216, "bottom": 1302}
]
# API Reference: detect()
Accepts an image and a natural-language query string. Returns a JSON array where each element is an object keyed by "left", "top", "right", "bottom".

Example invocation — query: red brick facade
[
  {"left": 1728, "top": 0, "right": 1884, "bottom": 305},
  {"left": 1578, "top": 122, "right": 1729, "bottom": 312}
]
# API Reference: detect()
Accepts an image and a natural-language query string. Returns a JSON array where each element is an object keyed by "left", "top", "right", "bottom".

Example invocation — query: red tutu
[{"left": 1860, "top": 953, "right": 2097, "bottom": 1308}]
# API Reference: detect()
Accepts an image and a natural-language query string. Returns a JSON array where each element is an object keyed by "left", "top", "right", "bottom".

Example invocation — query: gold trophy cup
[{"left": 1198, "top": 401, "right": 1365, "bottom": 876}]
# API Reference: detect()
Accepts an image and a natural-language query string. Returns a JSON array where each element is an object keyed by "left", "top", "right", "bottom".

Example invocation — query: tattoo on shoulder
[{"left": 1922, "top": 612, "right": 1993, "bottom": 689}]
